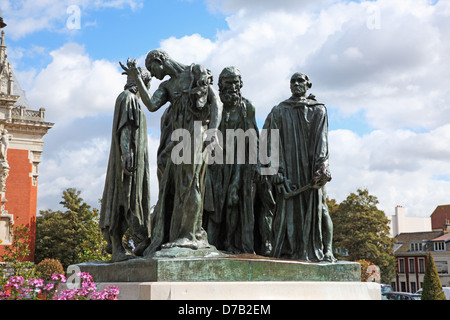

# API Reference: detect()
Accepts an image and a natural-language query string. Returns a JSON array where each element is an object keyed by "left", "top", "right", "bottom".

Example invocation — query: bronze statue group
[{"left": 99, "top": 49, "right": 336, "bottom": 264}]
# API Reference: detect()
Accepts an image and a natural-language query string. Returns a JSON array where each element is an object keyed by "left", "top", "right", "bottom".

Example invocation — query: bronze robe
[
  {"left": 100, "top": 89, "right": 151, "bottom": 247},
  {"left": 263, "top": 96, "right": 330, "bottom": 261},
  {"left": 203, "top": 98, "right": 259, "bottom": 254},
  {"left": 144, "top": 64, "right": 215, "bottom": 255}
]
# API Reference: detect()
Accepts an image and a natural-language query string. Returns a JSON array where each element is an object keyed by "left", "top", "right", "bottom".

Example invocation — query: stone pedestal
[
  {"left": 88, "top": 281, "right": 380, "bottom": 300},
  {"left": 69, "top": 249, "right": 380, "bottom": 300},
  {"left": 74, "top": 250, "right": 360, "bottom": 282}
]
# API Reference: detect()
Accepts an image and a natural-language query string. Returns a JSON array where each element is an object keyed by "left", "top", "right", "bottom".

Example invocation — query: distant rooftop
[
  {"left": 395, "top": 231, "right": 443, "bottom": 242},
  {"left": 394, "top": 231, "right": 444, "bottom": 254}
]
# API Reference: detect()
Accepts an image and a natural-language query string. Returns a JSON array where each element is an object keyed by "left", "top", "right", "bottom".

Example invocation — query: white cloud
[
  {"left": 37, "top": 137, "right": 109, "bottom": 211},
  {"left": 328, "top": 125, "right": 450, "bottom": 217},
  {"left": 26, "top": 43, "right": 123, "bottom": 125},
  {"left": 160, "top": 34, "right": 216, "bottom": 65}
]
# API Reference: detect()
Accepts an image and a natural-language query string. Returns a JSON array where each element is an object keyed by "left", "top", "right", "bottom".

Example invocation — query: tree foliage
[
  {"left": 35, "top": 188, "right": 110, "bottom": 269},
  {"left": 421, "top": 253, "right": 446, "bottom": 300},
  {"left": 329, "top": 188, "right": 395, "bottom": 283},
  {"left": 0, "top": 221, "right": 36, "bottom": 284}
]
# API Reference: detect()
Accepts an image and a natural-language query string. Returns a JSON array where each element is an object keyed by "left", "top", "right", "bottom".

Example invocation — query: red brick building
[
  {"left": 392, "top": 207, "right": 450, "bottom": 292},
  {"left": 431, "top": 205, "right": 450, "bottom": 232},
  {"left": 0, "top": 22, "right": 53, "bottom": 262}
]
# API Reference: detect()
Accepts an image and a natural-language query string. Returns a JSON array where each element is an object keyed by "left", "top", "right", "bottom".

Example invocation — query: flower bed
[{"left": 0, "top": 272, "right": 119, "bottom": 300}]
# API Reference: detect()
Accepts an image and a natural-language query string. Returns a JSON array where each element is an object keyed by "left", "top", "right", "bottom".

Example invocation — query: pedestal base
[
  {"left": 69, "top": 251, "right": 379, "bottom": 300},
  {"left": 73, "top": 251, "right": 360, "bottom": 282},
  {"left": 90, "top": 281, "right": 381, "bottom": 300}
]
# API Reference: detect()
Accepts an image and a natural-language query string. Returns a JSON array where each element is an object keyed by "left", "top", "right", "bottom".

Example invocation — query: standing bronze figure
[
  {"left": 263, "top": 72, "right": 336, "bottom": 262},
  {"left": 121, "top": 50, "right": 222, "bottom": 255},
  {"left": 203, "top": 66, "right": 259, "bottom": 254},
  {"left": 99, "top": 68, "right": 152, "bottom": 262}
]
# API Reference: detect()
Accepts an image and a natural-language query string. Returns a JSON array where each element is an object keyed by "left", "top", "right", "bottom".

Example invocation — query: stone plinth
[
  {"left": 72, "top": 250, "right": 360, "bottom": 283},
  {"left": 69, "top": 250, "right": 380, "bottom": 300},
  {"left": 58, "top": 281, "right": 380, "bottom": 300},
  {"left": 137, "top": 281, "right": 380, "bottom": 300}
]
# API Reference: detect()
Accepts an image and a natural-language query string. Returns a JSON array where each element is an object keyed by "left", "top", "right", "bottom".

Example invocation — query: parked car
[
  {"left": 415, "top": 287, "right": 450, "bottom": 300},
  {"left": 382, "top": 292, "right": 421, "bottom": 300}
]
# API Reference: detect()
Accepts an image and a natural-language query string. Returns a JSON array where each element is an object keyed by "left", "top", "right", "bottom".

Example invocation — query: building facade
[
  {"left": 388, "top": 205, "right": 432, "bottom": 237},
  {"left": 0, "top": 20, "right": 53, "bottom": 261},
  {"left": 430, "top": 205, "right": 450, "bottom": 232},
  {"left": 392, "top": 207, "right": 450, "bottom": 293}
]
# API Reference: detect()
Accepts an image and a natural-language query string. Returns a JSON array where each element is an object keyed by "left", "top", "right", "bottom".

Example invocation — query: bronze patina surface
[{"left": 73, "top": 250, "right": 359, "bottom": 283}]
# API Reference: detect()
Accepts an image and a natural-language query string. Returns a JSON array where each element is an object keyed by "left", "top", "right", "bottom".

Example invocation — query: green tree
[
  {"left": 329, "top": 188, "right": 395, "bottom": 283},
  {"left": 35, "top": 188, "right": 110, "bottom": 269},
  {"left": 421, "top": 253, "right": 446, "bottom": 300}
]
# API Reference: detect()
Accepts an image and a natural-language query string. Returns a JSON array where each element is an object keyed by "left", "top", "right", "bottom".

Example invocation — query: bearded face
[{"left": 219, "top": 75, "right": 242, "bottom": 108}]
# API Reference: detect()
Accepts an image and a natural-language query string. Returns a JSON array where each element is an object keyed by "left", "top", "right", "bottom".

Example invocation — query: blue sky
[
  {"left": 6, "top": 1, "right": 228, "bottom": 76},
  {"left": 2, "top": 0, "right": 450, "bottom": 220}
]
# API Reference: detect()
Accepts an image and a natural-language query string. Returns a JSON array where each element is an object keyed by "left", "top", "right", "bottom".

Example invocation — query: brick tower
[{"left": 0, "top": 17, "right": 53, "bottom": 261}]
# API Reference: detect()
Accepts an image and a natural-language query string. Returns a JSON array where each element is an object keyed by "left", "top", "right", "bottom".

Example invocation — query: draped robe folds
[
  {"left": 203, "top": 98, "right": 258, "bottom": 254},
  {"left": 144, "top": 64, "right": 214, "bottom": 255},
  {"left": 100, "top": 89, "right": 151, "bottom": 245},
  {"left": 263, "top": 96, "right": 331, "bottom": 261}
]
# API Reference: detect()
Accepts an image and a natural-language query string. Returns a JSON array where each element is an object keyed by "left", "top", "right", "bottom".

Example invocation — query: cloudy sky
[{"left": 1, "top": 0, "right": 449, "bottom": 218}]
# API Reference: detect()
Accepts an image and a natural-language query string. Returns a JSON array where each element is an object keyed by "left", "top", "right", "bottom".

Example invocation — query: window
[
  {"left": 398, "top": 258, "right": 405, "bottom": 273},
  {"left": 434, "top": 241, "right": 445, "bottom": 251},
  {"left": 0, "top": 215, "right": 13, "bottom": 245},
  {"left": 400, "top": 282, "right": 406, "bottom": 292},
  {"left": 410, "top": 242, "right": 423, "bottom": 252},
  {"left": 410, "top": 282, "right": 417, "bottom": 293},
  {"left": 435, "top": 261, "right": 448, "bottom": 275},
  {"left": 409, "top": 259, "right": 415, "bottom": 273},
  {"left": 418, "top": 258, "right": 425, "bottom": 273},
  {"left": 391, "top": 282, "right": 396, "bottom": 291}
]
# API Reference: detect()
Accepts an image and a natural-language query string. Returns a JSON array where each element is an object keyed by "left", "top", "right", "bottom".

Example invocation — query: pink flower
[
  {"left": 51, "top": 273, "right": 66, "bottom": 282},
  {"left": 9, "top": 276, "right": 25, "bottom": 286},
  {"left": 53, "top": 289, "right": 77, "bottom": 300},
  {"left": 48, "top": 272, "right": 120, "bottom": 300},
  {"left": 0, "top": 291, "right": 11, "bottom": 299},
  {"left": 27, "top": 278, "right": 44, "bottom": 288},
  {"left": 78, "top": 272, "right": 93, "bottom": 282},
  {"left": 103, "top": 286, "right": 119, "bottom": 300},
  {"left": 43, "top": 283, "right": 55, "bottom": 291}
]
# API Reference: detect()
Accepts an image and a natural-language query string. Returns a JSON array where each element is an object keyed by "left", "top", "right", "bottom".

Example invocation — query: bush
[
  {"left": 357, "top": 259, "right": 376, "bottom": 282},
  {"left": 36, "top": 259, "right": 65, "bottom": 281},
  {"left": 421, "top": 253, "right": 446, "bottom": 300}
]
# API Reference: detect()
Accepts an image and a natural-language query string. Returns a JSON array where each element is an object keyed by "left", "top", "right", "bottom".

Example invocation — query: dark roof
[
  {"left": 394, "top": 231, "right": 444, "bottom": 254},
  {"left": 394, "top": 231, "right": 443, "bottom": 256},
  {"left": 395, "top": 231, "right": 443, "bottom": 242}
]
